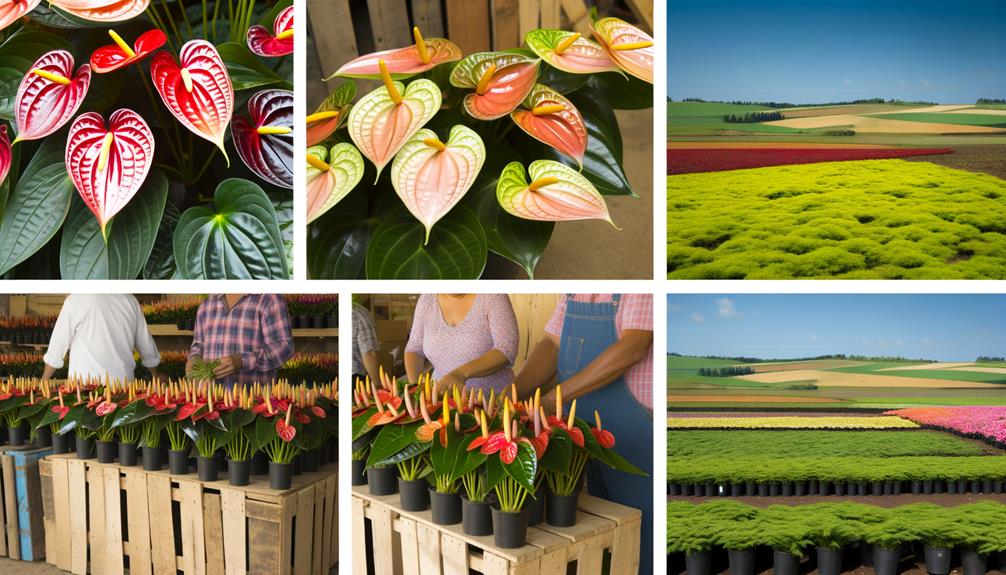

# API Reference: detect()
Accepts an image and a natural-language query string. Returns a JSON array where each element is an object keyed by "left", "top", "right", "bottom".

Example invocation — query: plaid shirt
[
  {"left": 188, "top": 294, "right": 294, "bottom": 387},
  {"left": 545, "top": 294, "right": 653, "bottom": 409},
  {"left": 352, "top": 303, "right": 380, "bottom": 376}
]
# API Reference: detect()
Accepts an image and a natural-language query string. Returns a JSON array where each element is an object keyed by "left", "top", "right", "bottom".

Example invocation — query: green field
[
  {"left": 667, "top": 102, "right": 803, "bottom": 135},
  {"left": 668, "top": 430, "right": 989, "bottom": 459},
  {"left": 667, "top": 160, "right": 1006, "bottom": 279},
  {"left": 872, "top": 112, "right": 1006, "bottom": 128},
  {"left": 827, "top": 365, "right": 1006, "bottom": 384}
]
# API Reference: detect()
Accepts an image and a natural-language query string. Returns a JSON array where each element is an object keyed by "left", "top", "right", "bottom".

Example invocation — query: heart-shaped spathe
[
  {"left": 510, "top": 84, "right": 587, "bottom": 166},
  {"left": 0, "top": 126, "right": 10, "bottom": 187},
  {"left": 150, "top": 39, "right": 234, "bottom": 163},
  {"left": 524, "top": 29, "right": 620, "bottom": 75},
  {"left": 49, "top": 0, "right": 150, "bottom": 22},
  {"left": 449, "top": 52, "right": 540, "bottom": 120},
  {"left": 591, "top": 17, "right": 653, "bottom": 84},
  {"left": 247, "top": 4, "right": 294, "bottom": 57},
  {"left": 232, "top": 88, "right": 293, "bottom": 189},
  {"left": 496, "top": 160, "right": 616, "bottom": 227},
  {"left": 331, "top": 27, "right": 461, "bottom": 79},
  {"left": 14, "top": 50, "right": 91, "bottom": 144},
  {"left": 0, "top": 0, "right": 41, "bottom": 33},
  {"left": 307, "top": 81, "right": 354, "bottom": 146},
  {"left": 306, "top": 143, "right": 364, "bottom": 223},
  {"left": 65, "top": 109, "right": 155, "bottom": 238},
  {"left": 90, "top": 29, "right": 167, "bottom": 73},
  {"left": 347, "top": 74, "right": 441, "bottom": 180},
  {"left": 390, "top": 125, "right": 485, "bottom": 244}
]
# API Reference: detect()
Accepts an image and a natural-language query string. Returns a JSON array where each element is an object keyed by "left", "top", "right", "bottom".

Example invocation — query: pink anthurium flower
[
  {"left": 13, "top": 50, "right": 91, "bottom": 144},
  {"left": 90, "top": 29, "right": 167, "bottom": 73},
  {"left": 390, "top": 125, "right": 485, "bottom": 244},
  {"left": 49, "top": 0, "right": 149, "bottom": 22},
  {"left": 150, "top": 39, "right": 233, "bottom": 163},
  {"left": 524, "top": 29, "right": 620, "bottom": 75},
  {"left": 0, "top": 0, "right": 41, "bottom": 33},
  {"left": 306, "top": 143, "right": 364, "bottom": 223},
  {"left": 65, "top": 109, "right": 154, "bottom": 240},
  {"left": 0, "top": 126, "right": 10, "bottom": 187},
  {"left": 232, "top": 89, "right": 293, "bottom": 189},
  {"left": 306, "top": 81, "right": 355, "bottom": 147},
  {"left": 591, "top": 17, "right": 653, "bottom": 84},
  {"left": 331, "top": 26, "right": 461, "bottom": 79},
  {"left": 510, "top": 84, "right": 587, "bottom": 166},
  {"left": 346, "top": 60, "right": 441, "bottom": 179},
  {"left": 496, "top": 160, "right": 617, "bottom": 227},
  {"left": 449, "top": 52, "right": 540, "bottom": 120},
  {"left": 247, "top": 4, "right": 294, "bottom": 57}
]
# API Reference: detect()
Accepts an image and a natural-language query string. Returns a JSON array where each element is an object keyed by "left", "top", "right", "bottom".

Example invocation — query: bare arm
[
  {"left": 362, "top": 351, "right": 381, "bottom": 383},
  {"left": 42, "top": 363, "right": 58, "bottom": 381},
  {"left": 512, "top": 332, "right": 560, "bottom": 399},
  {"left": 404, "top": 352, "right": 427, "bottom": 384},
  {"left": 544, "top": 329, "right": 652, "bottom": 402}
]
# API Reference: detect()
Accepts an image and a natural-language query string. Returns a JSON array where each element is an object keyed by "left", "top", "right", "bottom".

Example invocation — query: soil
[
  {"left": 765, "top": 114, "right": 1006, "bottom": 133},
  {"left": 904, "top": 144, "right": 1006, "bottom": 180}
]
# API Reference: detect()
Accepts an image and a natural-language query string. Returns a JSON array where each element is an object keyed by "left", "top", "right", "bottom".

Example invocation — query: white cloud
[
  {"left": 809, "top": 334, "right": 818, "bottom": 342},
  {"left": 691, "top": 313, "right": 704, "bottom": 323},
  {"left": 668, "top": 304, "right": 683, "bottom": 312},
  {"left": 716, "top": 298, "right": 742, "bottom": 318}
]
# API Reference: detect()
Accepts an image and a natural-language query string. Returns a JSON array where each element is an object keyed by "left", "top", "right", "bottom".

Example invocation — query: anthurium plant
[
  {"left": 0, "top": 0, "right": 293, "bottom": 279},
  {"left": 308, "top": 15, "right": 653, "bottom": 279}
]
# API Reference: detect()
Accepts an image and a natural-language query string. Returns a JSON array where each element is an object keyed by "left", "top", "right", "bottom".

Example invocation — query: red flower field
[{"left": 667, "top": 147, "right": 953, "bottom": 174}]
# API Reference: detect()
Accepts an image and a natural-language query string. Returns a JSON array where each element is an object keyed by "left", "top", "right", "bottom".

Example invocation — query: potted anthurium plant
[
  {"left": 0, "top": 377, "right": 46, "bottom": 446},
  {"left": 417, "top": 388, "right": 484, "bottom": 526},
  {"left": 307, "top": 16, "right": 654, "bottom": 279},
  {"left": 178, "top": 383, "right": 229, "bottom": 481},
  {"left": 0, "top": 0, "right": 293, "bottom": 279},
  {"left": 357, "top": 372, "right": 409, "bottom": 496}
]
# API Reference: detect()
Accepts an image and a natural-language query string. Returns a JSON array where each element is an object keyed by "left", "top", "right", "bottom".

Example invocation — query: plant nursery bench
[
  {"left": 351, "top": 484, "right": 641, "bottom": 575},
  {"left": 39, "top": 453, "right": 338, "bottom": 575}
]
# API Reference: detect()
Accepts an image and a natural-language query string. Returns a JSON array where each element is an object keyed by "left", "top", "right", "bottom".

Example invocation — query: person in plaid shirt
[{"left": 185, "top": 294, "right": 294, "bottom": 388}]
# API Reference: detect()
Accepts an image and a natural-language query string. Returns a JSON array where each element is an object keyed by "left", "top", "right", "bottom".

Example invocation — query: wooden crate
[
  {"left": 39, "top": 453, "right": 339, "bottom": 575},
  {"left": 352, "top": 484, "right": 641, "bottom": 575},
  {"left": 0, "top": 445, "right": 50, "bottom": 561}
]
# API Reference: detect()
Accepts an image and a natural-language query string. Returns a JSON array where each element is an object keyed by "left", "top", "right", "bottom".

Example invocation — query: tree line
[
  {"left": 977, "top": 356, "right": 1005, "bottom": 362},
  {"left": 697, "top": 366, "right": 756, "bottom": 377},
  {"left": 723, "top": 111, "right": 784, "bottom": 123},
  {"left": 977, "top": 98, "right": 1006, "bottom": 105},
  {"left": 669, "top": 353, "right": 936, "bottom": 363},
  {"left": 677, "top": 98, "right": 937, "bottom": 108}
]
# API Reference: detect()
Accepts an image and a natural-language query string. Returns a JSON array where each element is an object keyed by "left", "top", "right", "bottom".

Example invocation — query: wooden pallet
[
  {"left": 352, "top": 484, "right": 641, "bottom": 575},
  {"left": 0, "top": 445, "right": 49, "bottom": 561},
  {"left": 39, "top": 453, "right": 338, "bottom": 575}
]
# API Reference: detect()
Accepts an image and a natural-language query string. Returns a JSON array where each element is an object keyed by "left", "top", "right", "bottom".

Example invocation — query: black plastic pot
[
  {"left": 757, "top": 482, "right": 769, "bottom": 497},
  {"left": 228, "top": 459, "right": 251, "bottom": 486},
  {"left": 923, "top": 480, "right": 934, "bottom": 494},
  {"left": 871, "top": 481, "right": 883, "bottom": 496},
  {"left": 834, "top": 482, "right": 846, "bottom": 496},
  {"left": 367, "top": 466, "right": 398, "bottom": 495},
  {"left": 983, "top": 480, "right": 994, "bottom": 494},
  {"left": 745, "top": 481, "right": 756, "bottom": 495},
  {"left": 142, "top": 445, "right": 162, "bottom": 470},
  {"left": 351, "top": 459, "right": 367, "bottom": 485},
  {"left": 526, "top": 492, "right": 544, "bottom": 526},
  {"left": 727, "top": 549, "right": 756, "bottom": 575},
  {"left": 269, "top": 462, "right": 293, "bottom": 490},
  {"left": 794, "top": 481, "right": 807, "bottom": 496},
  {"left": 292, "top": 455, "right": 303, "bottom": 476},
  {"left": 491, "top": 507, "right": 528, "bottom": 549},
  {"left": 252, "top": 452, "right": 269, "bottom": 475},
  {"left": 7, "top": 426, "right": 26, "bottom": 446},
  {"left": 461, "top": 496, "right": 492, "bottom": 536},
  {"left": 971, "top": 480, "right": 982, "bottom": 493},
  {"left": 873, "top": 547, "right": 900, "bottom": 575},
  {"left": 169, "top": 449, "right": 190, "bottom": 474},
  {"left": 773, "top": 550, "right": 800, "bottom": 575},
  {"left": 430, "top": 489, "right": 462, "bottom": 525},
  {"left": 949, "top": 481, "right": 959, "bottom": 494},
  {"left": 197, "top": 456, "right": 218, "bottom": 482},
  {"left": 820, "top": 481, "right": 831, "bottom": 496},
  {"left": 911, "top": 480, "right": 922, "bottom": 494},
  {"left": 51, "top": 433, "right": 70, "bottom": 454},
  {"left": 34, "top": 426, "right": 52, "bottom": 448},
  {"left": 924, "top": 545, "right": 952, "bottom": 575},
  {"left": 76, "top": 436, "right": 94, "bottom": 459},
  {"left": 546, "top": 491, "right": 578, "bottom": 527},
  {"left": 704, "top": 482, "right": 717, "bottom": 497},
  {"left": 302, "top": 450, "right": 320, "bottom": 473},
  {"left": 769, "top": 482, "right": 781, "bottom": 497},
  {"left": 816, "top": 547, "right": 843, "bottom": 575},
  {"left": 682, "top": 483, "right": 694, "bottom": 496},
  {"left": 685, "top": 550, "right": 712, "bottom": 575},
  {"left": 96, "top": 440, "right": 116, "bottom": 463},
  {"left": 958, "top": 479, "right": 968, "bottom": 493},
  {"left": 855, "top": 482, "right": 866, "bottom": 496},
  {"left": 118, "top": 442, "right": 138, "bottom": 466},
  {"left": 668, "top": 483, "right": 681, "bottom": 496},
  {"left": 962, "top": 549, "right": 988, "bottom": 575},
  {"left": 398, "top": 478, "right": 430, "bottom": 512},
  {"left": 730, "top": 483, "right": 743, "bottom": 497}
]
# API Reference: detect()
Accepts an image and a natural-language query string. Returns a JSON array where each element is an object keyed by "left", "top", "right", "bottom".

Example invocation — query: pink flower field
[{"left": 886, "top": 407, "right": 1006, "bottom": 444}]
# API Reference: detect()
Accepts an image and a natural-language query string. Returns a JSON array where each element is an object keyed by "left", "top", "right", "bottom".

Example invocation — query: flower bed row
[
  {"left": 352, "top": 371, "right": 646, "bottom": 549},
  {"left": 0, "top": 376, "right": 337, "bottom": 490},
  {"left": 667, "top": 415, "right": 918, "bottom": 429},
  {"left": 668, "top": 501, "right": 1006, "bottom": 575},
  {"left": 142, "top": 294, "right": 338, "bottom": 329},
  {"left": 886, "top": 407, "right": 1006, "bottom": 446},
  {"left": 666, "top": 147, "right": 953, "bottom": 174}
]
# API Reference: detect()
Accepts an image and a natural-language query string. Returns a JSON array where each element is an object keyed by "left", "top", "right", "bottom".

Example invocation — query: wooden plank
[
  {"left": 39, "top": 461, "right": 56, "bottom": 566},
  {"left": 88, "top": 466, "right": 107, "bottom": 575},
  {"left": 220, "top": 489, "right": 247, "bottom": 575},
  {"left": 624, "top": 0, "right": 653, "bottom": 31},
  {"left": 293, "top": 486, "right": 314, "bottom": 575},
  {"left": 416, "top": 522, "right": 442, "bottom": 575},
  {"left": 311, "top": 486, "right": 325, "bottom": 574},
  {"left": 609, "top": 517, "right": 641, "bottom": 575},
  {"left": 16, "top": 453, "right": 47, "bottom": 561},
  {"left": 540, "top": 0, "right": 561, "bottom": 27},
  {"left": 103, "top": 467, "right": 125, "bottom": 575},
  {"left": 147, "top": 474, "right": 177, "bottom": 574},
  {"left": 0, "top": 454, "right": 10, "bottom": 558},
  {"left": 367, "top": 0, "right": 413, "bottom": 50},
  {"left": 51, "top": 458, "right": 72, "bottom": 570},
  {"left": 280, "top": 496, "right": 295, "bottom": 575},
  {"left": 538, "top": 548, "right": 567, "bottom": 575},
  {"left": 440, "top": 533, "right": 468, "bottom": 575},
  {"left": 371, "top": 503, "right": 397, "bottom": 575},
  {"left": 307, "top": 0, "right": 358, "bottom": 79},
  {"left": 479, "top": 552, "right": 512, "bottom": 575},
  {"left": 445, "top": 0, "right": 491, "bottom": 54},
  {"left": 67, "top": 459, "right": 88, "bottom": 575},
  {"left": 351, "top": 497, "right": 368, "bottom": 575},
  {"left": 491, "top": 0, "right": 521, "bottom": 50},
  {"left": 410, "top": 0, "right": 444, "bottom": 37},
  {"left": 202, "top": 493, "right": 225, "bottom": 575},
  {"left": 517, "top": 0, "right": 538, "bottom": 38},
  {"left": 575, "top": 534, "right": 605, "bottom": 574},
  {"left": 2, "top": 454, "right": 18, "bottom": 559},
  {"left": 124, "top": 470, "right": 152, "bottom": 575},
  {"left": 322, "top": 474, "right": 337, "bottom": 569},
  {"left": 178, "top": 480, "right": 206, "bottom": 575},
  {"left": 398, "top": 516, "right": 419, "bottom": 575},
  {"left": 558, "top": 0, "right": 591, "bottom": 34}
]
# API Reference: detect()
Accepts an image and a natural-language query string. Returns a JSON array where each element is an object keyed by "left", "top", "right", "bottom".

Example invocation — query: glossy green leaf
[
  {"left": 109, "top": 401, "right": 156, "bottom": 430},
  {"left": 174, "top": 178, "right": 289, "bottom": 279},
  {"left": 367, "top": 421, "right": 423, "bottom": 466},
  {"left": 431, "top": 426, "right": 484, "bottom": 483},
  {"left": 60, "top": 170, "right": 168, "bottom": 279},
  {"left": 25, "top": 3, "right": 108, "bottom": 28},
  {"left": 0, "top": 136, "right": 74, "bottom": 275},
  {"left": 502, "top": 441, "right": 537, "bottom": 493},
  {"left": 216, "top": 42, "right": 291, "bottom": 91},
  {"left": 372, "top": 440, "right": 430, "bottom": 467},
  {"left": 347, "top": 79, "right": 441, "bottom": 178},
  {"left": 250, "top": 416, "right": 278, "bottom": 454},
  {"left": 352, "top": 406, "right": 377, "bottom": 441},
  {"left": 0, "top": 29, "right": 71, "bottom": 120},
  {"left": 539, "top": 427, "right": 573, "bottom": 474},
  {"left": 497, "top": 160, "right": 616, "bottom": 226},
  {"left": 143, "top": 201, "right": 180, "bottom": 279},
  {"left": 307, "top": 210, "right": 372, "bottom": 279},
  {"left": 572, "top": 418, "right": 646, "bottom": 476},
  {"left": 586, "top": 72, "right": 653, "bottom": 110},
  {"left": 366, "top": 204, "right": 486, "bottom": 279}
]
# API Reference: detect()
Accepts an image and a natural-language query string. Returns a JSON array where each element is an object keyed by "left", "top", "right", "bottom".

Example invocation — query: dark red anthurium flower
[
  {"left": 52, "top": 405, "right": 70, "bottom": 419},
  {"left": 275, "top": 417, "right": 296, "bottom": 442},
  {"left": 311, "top": 406, "right": 325, "bottom": 419},
  {"left": 0, "top": 126, "right": 10, "bottom": 187},
  {"left": 246, "top": 4, "right": 293, "bottom": 57},
  {"left": 231, "top": 89, "right": 293, "bottom": 189},
  {"left": 90, "top": 29, "right": 167, "bottom": 74}
]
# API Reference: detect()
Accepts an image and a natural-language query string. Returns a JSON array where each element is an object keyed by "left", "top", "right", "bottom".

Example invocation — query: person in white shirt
[{"left": 42, "top": 294, "right": 162, "bottom": 383}]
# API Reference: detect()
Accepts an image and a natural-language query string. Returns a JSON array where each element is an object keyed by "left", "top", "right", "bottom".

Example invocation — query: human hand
[
  {"left": 185, "top": 358, "right": 196, "bottom": 376},
  {"left": 438, "top": 370, "right": 467, "bottom": 395},
  {"left": 213, "top": 354, "right": 243, "bottom": 378}
]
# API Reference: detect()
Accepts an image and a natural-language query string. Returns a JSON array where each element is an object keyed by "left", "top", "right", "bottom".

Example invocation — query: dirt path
[{"left": 903, "top": 144, "right": 1006, "bottom": 180}]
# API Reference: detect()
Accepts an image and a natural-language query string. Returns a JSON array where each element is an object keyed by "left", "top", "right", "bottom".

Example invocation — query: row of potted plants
[
  {"left": 670, "top": 477, "right": 1006, "bottom": 497},
  {"left": 0, "top": 315, "right": 58, "bottom": 345},
  {"left": 140, "top": 295, "right": 338, "bottom": 330},
  {"left": 668, "top": 501, "right": 1006, "bottom": 575},
  {"left": 352, "top": 370, "right": 645, "bottom": 549},
  {"left": 0, "top": 376, "right": 337, "bottom": 490}
]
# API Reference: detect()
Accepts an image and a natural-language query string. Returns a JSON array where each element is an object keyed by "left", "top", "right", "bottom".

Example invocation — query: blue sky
[
  {"left": 668, "top": 0, "right": 1006, "bottom": 104},
  {"left": 667, "top": 295, "right": 1006, "bottom": 361}
]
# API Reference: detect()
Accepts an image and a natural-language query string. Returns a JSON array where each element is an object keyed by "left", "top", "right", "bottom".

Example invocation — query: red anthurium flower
[
  {"left": 294, "top": 410, "right": 310, "bottom": 424},
  {"left": 546, "top": 416, "right": 585, "bottom": 447},
  {"left": 529, "top": 430, "right": 549, "bottom": 459},
  {"left": 0, "top": 391, "right": 11, "bottom": 401},
  {"left": 175, "top": 401, "right": 204, "bottom": 421},
  {"left": 65, "top": 109, "right": 155, "bottom": 239},
  {"left": 0, "top": 127, "right": 9, "bottom": 188},
  {"left": 246, "top": 4, "right": 293, "bottom": 57},
  {"left": 95, "top": 401, "right": 116, "bottom": 416},
  {"left": 591, "top": 410, "right": 615, "bottom": 448},
  {"left": 90, "top": 29, "right": 167, "bottom": 74},
  {"left": 0, "top": 0, "right": 41, "bottom": 33},
  {"left": 52, "top": 405, "right": 70, "bottom": 419},
  {"left": 232, "top": 89, "right": 293, "bottom": 189},
  {"left": 150, "top": 40, "right": 233, "bottom": 163},
  {"left": 49, "top": 0, "right": 150, "bottom": 22},
  {"left": 14, "top": 50, "right": 91, "bottom": 144},
  {"left": 311, "top": 406, "right": 326, "bottom": 419},
  {"left": 275, "top": 417, "right": 296, "bottom": 442}
]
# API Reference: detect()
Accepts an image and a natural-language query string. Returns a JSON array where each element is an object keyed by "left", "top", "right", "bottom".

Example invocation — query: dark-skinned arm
[
  {"left": 541, "top": 329, "right": 653, "bottom": 404},
  {"left": 512, "top": 333, "right": 560, "bottom": 399}
]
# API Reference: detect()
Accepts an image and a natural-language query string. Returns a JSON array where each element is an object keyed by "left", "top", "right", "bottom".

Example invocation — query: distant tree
[
  {"left": 977, "top": 356, "right": 1006, "bottom": 362},
  {"left": 977, "top": 98, "right": 1006, "bottom": 105}
]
